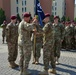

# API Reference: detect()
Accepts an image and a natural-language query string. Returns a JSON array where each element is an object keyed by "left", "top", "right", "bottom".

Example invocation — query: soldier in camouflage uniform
[
  {"left": 18, "top": 12, "right": 36, "bottom": 75},
  {"left": 32, "top": 17, "right": 43, "bottom": 65},
  {"left": 74, "top": 22, "right": 76, "bottom": 49},
  {"left": 65, "top": 21, "right": 74, "bottom": 50},
  {"left": 6, "top": 15, "right": 19, "bottom": 68},
  {"left": 1, "top": 21, "right": 7, "bottom": 44},
  {"left": 70, "top": 21, "right": 76, "bottom": 49},
  {"left": 53, "top": 16, "right": 65, "bottom": 65},
  {"left": 39, "top": 13, "right": 56, "bottom": 75}
]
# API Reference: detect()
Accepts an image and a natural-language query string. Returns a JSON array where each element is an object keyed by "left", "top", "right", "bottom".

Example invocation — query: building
[
  {"left": 52, "top": 0, "right": 65, "bottom": 18},
  {"left": 74, "top": 4, "right": 76, "bottom": 18},
  {"left": 0, "top": 0, "right": 11, "bottom": 22},
  {"left": 11, "top": 0, "right": 35, "bottom": 19},
  {"left": 0, "top": 0, "right": 75, "bottom": 22},
  {"left": 0, "top": 0, "right": 35, "bottom": 22},
  {"left": 40, "top": 0, "right": 52, "bottom": 15},
  {"left": 65, "top": 0, "right": 75, "bottom": 20}
]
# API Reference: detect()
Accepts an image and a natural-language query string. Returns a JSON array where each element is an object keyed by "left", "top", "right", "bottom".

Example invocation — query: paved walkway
[{"left": 0, "top": 28, "right": 76, "bottom": 75}]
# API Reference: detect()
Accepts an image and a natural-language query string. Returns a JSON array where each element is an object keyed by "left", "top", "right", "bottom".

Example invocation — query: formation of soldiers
[{"left": 1, "top": 12, "right": 76, "bottom": 75}]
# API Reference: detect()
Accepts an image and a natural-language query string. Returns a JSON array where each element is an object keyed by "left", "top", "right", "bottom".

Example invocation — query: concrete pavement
[{"left": 0, "top": 28, "right": 76, "bottom": 75}]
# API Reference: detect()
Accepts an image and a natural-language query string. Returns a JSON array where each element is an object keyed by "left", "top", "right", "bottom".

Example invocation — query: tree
[
  {"left": 61, "top": 16, "right": 66, "bottom": 22},
  {"left": 0, "top": 8, "right": 6, "bottom": 25},
  {"left": 74, "top": 17, "right": 76, "bottom": 22},
  {"left": 66, "top": 17, "right": 70, "bottom": 21},
  {"left": 50, "top": 15, "right": 54, "bottom": 23},
  {"left": 16, "top": 13, "right": 21, "bottom": 22}
]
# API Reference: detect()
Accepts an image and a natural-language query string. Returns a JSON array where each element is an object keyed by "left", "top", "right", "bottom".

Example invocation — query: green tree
[
  {"left": 50, "top": 15, "right": 54, "bottom": 23},
  {"left": 74, "top": 17, "right": 76, "bottom": 22},
  {"left": 0, "top": 8, "right": 6, "bottom": 25},
  {"left": 66, "top": 17, "right": 70, "bottom": 21},
  {"left": 16, "top": 13, "right": 21, "bottom": 22},
  {"left": 61, "top": 16, "right": 66, "bottom": 22}
]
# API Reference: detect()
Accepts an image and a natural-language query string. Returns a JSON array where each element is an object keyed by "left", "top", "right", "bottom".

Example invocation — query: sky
[{"left": 75, "top": 0, "right": 76, "bottom": 4}]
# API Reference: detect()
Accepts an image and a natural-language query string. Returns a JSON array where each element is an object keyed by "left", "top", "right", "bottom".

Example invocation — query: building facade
[
  {"left": 0, "top": 0, "right": 75, "bottom": 22},
  {"left": 0, "top": 0, "right": 11, "bottom": 22},
  {"left": 74, "top": 4, "right": 76, "bottom": 18},
  {"left": 11, "top": 0, "right": 35, "bottom": 19},
  {"left": 40, "top": 0, "right": 52, "bottom": 15},
  {"left": 52, "top": 0, "right": 65, "bottom": 18},
  {"left": 65, "top": 0, "right": 75, "bottom": 20}
]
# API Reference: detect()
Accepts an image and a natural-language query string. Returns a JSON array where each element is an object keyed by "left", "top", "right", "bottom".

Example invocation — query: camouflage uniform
[
  {"left": 65, "top": 24, "right": 74, "bottom": 50},
  {"left": 70, "top": 24, "right": 75, "bottom": 49},
  {"left": 18, "top": 20, "right": 35, "bottom": 75},
  {"left": 53, "top": 23, "right": 65, "bottom": 58},
  {"left": 32, "top": 24, "right": 43, "bottom": 63},
  {"left": 43, "top": 22, "right": 56, "bottom": 71},
  {"left": 74, "top": 25, "right": 76, "bottom": 49},
  {"left": 1, "top": 23, "right": 7, "bottom": 43},
  {"left": 6, "top": 22, "right": 18, "bottom": 62}
]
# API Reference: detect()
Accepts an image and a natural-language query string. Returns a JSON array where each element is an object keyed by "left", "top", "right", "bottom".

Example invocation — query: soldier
[
  {"left": 32, "top": 16, "right": 43, "bottom": 65},
  {"left": 18, "top": 12, "right": 36, "bottom": 75},
  {"left": 6, "top": 15, "right": 18, "bottom": 69},
  {"left": 1, "top": 21, "right": 7, "bottom": 44},
  {"left": 65, "top": 21, "right": 73, "bottom": 50},
  {"left": 74, "top": 22, "right": 76, "bottom": 49},
  {"left": 53, "top": 16, "right": 65, "bottom": 65},
  {"left": 39, "top": 13, "right": 56, "bottom": 75},
  {"left": 70, "top": 21, "right": 76, "bottom": 49}
]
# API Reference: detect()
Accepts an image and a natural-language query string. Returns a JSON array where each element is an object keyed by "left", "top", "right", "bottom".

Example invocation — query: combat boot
[
  {"left": 13, "top": 62, "right": 19, "bottom": 67},
  {"left": 55, "top": 57, "right": 59, "bottom": 65},
  {"left": 32, "top": 58, "right": 36, "bottom": 64},
  {"left": 48, "top": 69, "right": 56, "bottom": 74},
  {"left": 38, "top": 70, "right": 48, "bottom": 75},
  {"left": 23, "top": 71, "right": 31, "bottom": 75},
  {"left": 9, "top": 61, "right": 17, "bottom": 69}
]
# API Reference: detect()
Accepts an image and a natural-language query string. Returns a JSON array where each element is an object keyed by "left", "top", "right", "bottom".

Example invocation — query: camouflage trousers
[
  {"left": 54, "top": 39, "right": 62, "bottom": 58},
  {"left": 43, "top": 43, "right": 56, "bottom": 70},
  {"left": 65, "top": 37, "right": 71, "bottom": 50},
  {"left": 32, "top": 42, "right": 42, "bottom": 61},
  {"left": 7, "top": 42, "right": 18, "bottom": 62},
  {"left": 2, "top": 32, "right": 6, "bottom": 43},
  {"left": 19, "top": 43, "right": 32, "bottom": 74}
]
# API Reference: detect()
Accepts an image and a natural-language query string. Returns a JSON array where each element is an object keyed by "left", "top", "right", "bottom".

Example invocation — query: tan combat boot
[
  {"left": 9, "top": 61, "right": 17, "bottom": 69},
  {"left": 55, "top": 57, "right": 59, "bottom": 65},
  {"left": 48, "top": 69, "right": 56, "bottom": 74},
  {"left": 23, "top": 71, "right": 31, "bottom": 75},
  {"left": 38, "top": 70, "right": 48, "bottom": 75},
  {"left": 32, "top": 58, "right": 36, "bottom": 64},
  {"left": 13, "top": 62, "right": 19, "bottom": 67}
]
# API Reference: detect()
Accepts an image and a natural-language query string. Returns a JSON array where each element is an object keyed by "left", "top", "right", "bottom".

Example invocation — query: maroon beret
[
  {"left": 11, "top": 15, "right": 17, "bottom": 20},
  {"left": 23, "top": 12, "right": 31, "bottom": 17},
  {"left": 67, "top": 21, "right": 71, "bottom": 24},
  {"left": 54, "top": 16, "right": 59, "bottom": 19},
  {"left": 45, "top": 13, "right": 50, "bottom": 17},
  {"left": 71, "top": 20, "right": 74, "bottom": 23}
]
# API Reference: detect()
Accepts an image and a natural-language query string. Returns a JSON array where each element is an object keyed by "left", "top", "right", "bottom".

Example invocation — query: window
[
  {"left": 25, "top": 1, "right": 26, "bottom": 5},
  {"left": 55, "top": 2, "right": 57, "bottom": 6},
  {"left": 55, "top": 7, "right": 57, "bottom": 10},
  {"left": 22, "top": 8, "right": 24, "bottom": 12},
  {"left": 55, "top": 12, "right": 56, "bottom": 15},
  {"left": 22, "top": 1, "right": 23, "bottom": 6},
  {"left": 25, "top": 7, "right": 26, "bottom": 12},
  {"left": 16, "top": 0, "right": 18, "bottom": 4},
  {"left": 16, "top": 7, "right": 18, "bottom": 13}
]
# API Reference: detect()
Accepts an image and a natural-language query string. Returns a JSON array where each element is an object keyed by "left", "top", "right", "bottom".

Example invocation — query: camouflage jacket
[
  {"left": 43, "top": 22, "right": 54, "bottom": 45},
  {"left": 31, "top": 24, "right": 43, "bottom": 43},
  {"left": 53, "top": 23, "right": 65, "bottom": 40},
  {"left": 6, "top": 22, "right": 18, "bottom": 43},
  {"left": 1, "top": 24, "right": 7, "bottom": 33},
  {"left": 18, "top": 20, "right": 34, "bottom": 46}
]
